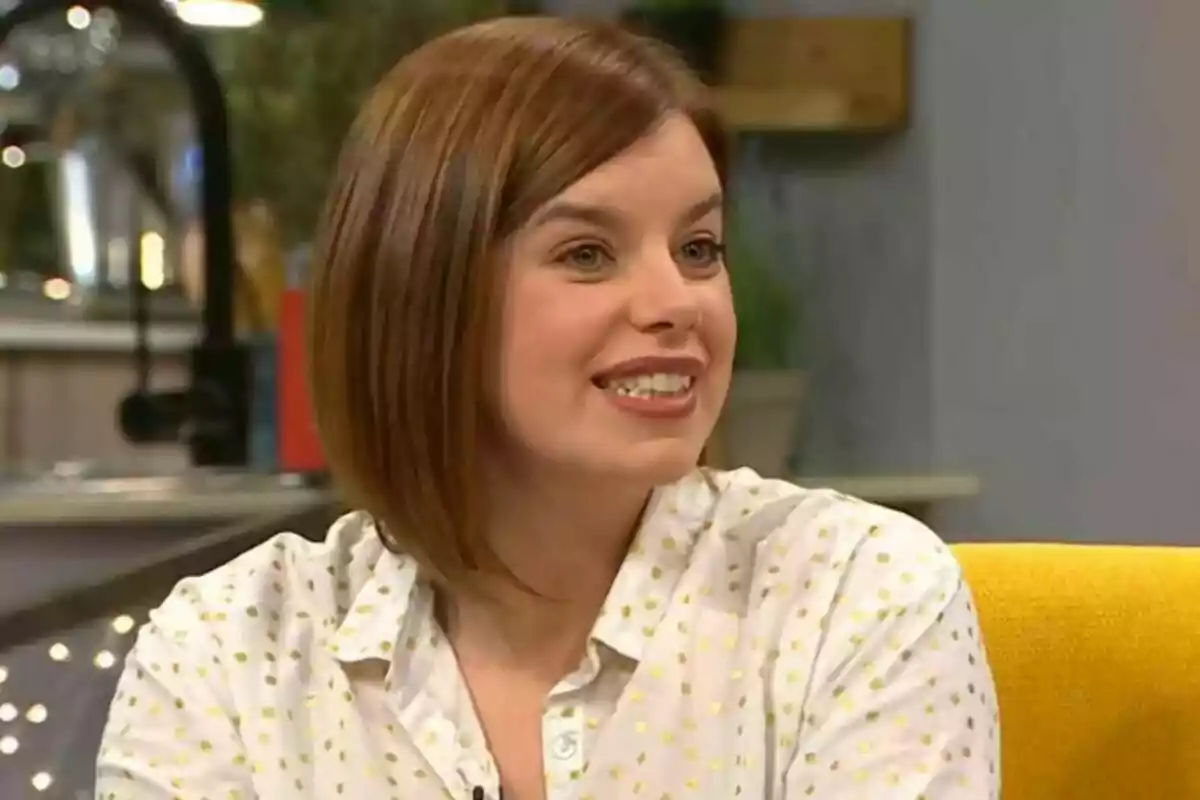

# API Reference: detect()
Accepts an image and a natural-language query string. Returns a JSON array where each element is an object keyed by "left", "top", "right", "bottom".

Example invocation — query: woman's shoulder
[
  {"left": 147, "top": 511, "right": 387, "bottom": 648},
  {"left": 691, "top": 467, "right": 962, "bottom": 588}
]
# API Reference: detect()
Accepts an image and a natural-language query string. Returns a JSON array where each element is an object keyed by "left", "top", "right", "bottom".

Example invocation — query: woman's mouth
[
  {"left": 596, "top": 372, "right": 695, "bottom": 398},
  {"left": 592, "top": 366, "right": 700, "bottom": 419}
]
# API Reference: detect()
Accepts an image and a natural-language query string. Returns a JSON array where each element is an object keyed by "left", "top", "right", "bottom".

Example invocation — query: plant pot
[
  {"left": 620, "top": 5, "right": 727, "bottom": 83},
  {"left": 716, "top": 369, "right": 805, "bottom": 477}
]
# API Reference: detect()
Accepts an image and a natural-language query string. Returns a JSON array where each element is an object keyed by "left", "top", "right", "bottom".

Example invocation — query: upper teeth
[{"left": 608, "top": 373, "right": 693, "bottom": 396}]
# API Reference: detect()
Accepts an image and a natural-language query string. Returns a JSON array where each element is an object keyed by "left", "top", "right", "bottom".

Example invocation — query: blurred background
[{"left": 0, "top": 0, "right": 1197, "bottom": 795}]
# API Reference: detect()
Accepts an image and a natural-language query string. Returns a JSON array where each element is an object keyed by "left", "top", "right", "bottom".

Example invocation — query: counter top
[
  {"left": 0, "top": 318, "right": 198, "bottom": 353},
  {"left": 0, "top": 472, "right": 331, "bottom": 526},
  {"left": 0, "top": 469, "right": 978, "bottom": 527}
]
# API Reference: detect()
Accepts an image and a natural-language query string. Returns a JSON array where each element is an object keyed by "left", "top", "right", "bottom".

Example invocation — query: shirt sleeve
[
  {"left": 784, "top": 515, "right": 1000, "bottom": 799},
  {"left": 95, "top": 585, "right": 255, "bottom": 799}
]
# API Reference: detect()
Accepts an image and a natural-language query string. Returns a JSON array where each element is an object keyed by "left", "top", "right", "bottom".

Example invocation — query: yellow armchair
[{"left": 953, "top": 543, "right": 1200, "bottom": 800}]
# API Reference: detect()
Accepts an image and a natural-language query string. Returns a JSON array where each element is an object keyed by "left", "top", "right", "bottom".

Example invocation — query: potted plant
[
  {"left": 210, "top": 0, "right": 504, "bottom": 248},
  {"left": 711, "top": 215, "right": 806, "bottom": 477},
  {"left": 620, "top": 0, "right": 728, "bottom": 83}
]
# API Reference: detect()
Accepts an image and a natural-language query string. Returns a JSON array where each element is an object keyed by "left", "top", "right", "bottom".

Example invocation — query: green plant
[
  {"left": 209, "top": 0, "right": 503, "bottom": 246},
  {"left": 727, "top": 219, "right": 798, "bottom": 370}
]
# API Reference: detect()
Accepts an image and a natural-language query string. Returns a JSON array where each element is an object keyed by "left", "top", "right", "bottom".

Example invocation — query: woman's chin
[
  {"left": 589, "top": 439, "right": 706, "bottom": 486},
  {"left": 500, "top": 430, "right": 709, "bottom": 489}
]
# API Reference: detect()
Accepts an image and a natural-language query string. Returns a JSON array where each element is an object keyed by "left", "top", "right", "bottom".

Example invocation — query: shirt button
[{"left": 550, "top": 732, "right": 578, "bottom": 761}]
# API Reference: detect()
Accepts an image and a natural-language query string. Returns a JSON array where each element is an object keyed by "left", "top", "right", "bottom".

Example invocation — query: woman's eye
[
  {"left": 559, "top": 243, "right": 613, "bottom": 272},
  {"left": 679, "top": 238, "right": 725, "bottom": 267}
]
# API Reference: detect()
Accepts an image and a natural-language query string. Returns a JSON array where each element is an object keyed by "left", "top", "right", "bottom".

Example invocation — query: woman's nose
[{"left": 627, "top": 250, "right": 701, "bottom": 335}]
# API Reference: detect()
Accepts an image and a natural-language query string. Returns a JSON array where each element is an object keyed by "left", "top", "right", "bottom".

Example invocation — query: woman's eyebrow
[{"left": 528, "top": 190, "right": 723, "bottom": 232}]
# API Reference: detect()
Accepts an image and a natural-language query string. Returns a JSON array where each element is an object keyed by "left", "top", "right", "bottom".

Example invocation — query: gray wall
[
  {"left": 927, "top": 0, "right": 1200, "bottom": 544},
  {"left": 786, "top": 0, "right": 1200, "bottom": 544},
  {"left": 562, "top": 0, "right": 1200, "bottom": 544}
]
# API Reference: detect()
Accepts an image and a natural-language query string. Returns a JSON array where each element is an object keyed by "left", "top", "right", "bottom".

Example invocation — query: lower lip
[{"left": 601, "top": 387, "right": 698, "bottom": 419}]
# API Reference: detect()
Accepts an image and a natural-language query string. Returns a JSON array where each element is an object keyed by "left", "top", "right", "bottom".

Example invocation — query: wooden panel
[
  {"left": 3, "top": 351, "right": 190, "bottom": 472},
  {"left": 716, "top": 17, "right": 911, "bottom": 132}
]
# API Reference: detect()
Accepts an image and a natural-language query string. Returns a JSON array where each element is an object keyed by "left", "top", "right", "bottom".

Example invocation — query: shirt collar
[
  {"left": 590, "top": 469, "right": 717, "bottom": 662},
  {"left": 328, "top": 541, "right": 423, "bottom": 665},
  {"left": 328, "top": 469, "right": 718, "bottom": 667}
]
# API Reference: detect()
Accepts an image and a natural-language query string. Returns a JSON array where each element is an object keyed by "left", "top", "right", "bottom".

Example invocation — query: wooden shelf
[{"left": 715, "top": 17, "right": 911, "bottom": 132}]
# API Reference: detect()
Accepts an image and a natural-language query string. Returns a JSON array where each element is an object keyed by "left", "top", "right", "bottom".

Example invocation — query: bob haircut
[{"left": 308, "top": 15, "right": 728, "bottom": 589}]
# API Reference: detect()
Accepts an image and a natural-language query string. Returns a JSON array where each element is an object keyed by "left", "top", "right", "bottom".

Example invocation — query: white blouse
[{"left": 96, "top": 468, "right": 1000, "bottom": 799}]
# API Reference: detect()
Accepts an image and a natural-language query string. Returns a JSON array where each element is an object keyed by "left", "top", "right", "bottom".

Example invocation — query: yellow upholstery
[{"left": 953, "top": 543, "right": 1200, "bottom": 800}]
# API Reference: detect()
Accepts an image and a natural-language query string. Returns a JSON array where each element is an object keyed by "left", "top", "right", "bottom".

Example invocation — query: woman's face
[{"left": 494, "top": 114, "right": 735, "bottom": 487}]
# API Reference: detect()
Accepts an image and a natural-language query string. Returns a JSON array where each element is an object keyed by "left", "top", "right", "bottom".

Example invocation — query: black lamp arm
[{"left": 1, "top": 0, "right": 250, "bottom": 467}]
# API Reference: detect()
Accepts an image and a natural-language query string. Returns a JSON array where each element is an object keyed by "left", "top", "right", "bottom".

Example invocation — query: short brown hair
[{"left": 308, "top": 15, "right": 727, "bottom": 588}]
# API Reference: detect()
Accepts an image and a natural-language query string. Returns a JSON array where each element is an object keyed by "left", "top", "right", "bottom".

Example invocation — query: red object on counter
[{"left": 278, "top": 287, "right": 327, "bottom": 472}]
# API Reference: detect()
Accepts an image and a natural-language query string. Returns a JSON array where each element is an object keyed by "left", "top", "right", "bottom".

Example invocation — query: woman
[{"left": 97, "top": 16, "right": 998, "bottom": 800}]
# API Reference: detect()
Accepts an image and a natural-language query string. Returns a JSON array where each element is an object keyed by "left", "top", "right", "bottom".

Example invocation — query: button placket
[{"left": 541, "top": 702, "right": 585, "bottom": 800}]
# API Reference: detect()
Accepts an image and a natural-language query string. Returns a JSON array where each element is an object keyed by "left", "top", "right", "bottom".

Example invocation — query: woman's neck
[{"left": 439, "top": 469, "right": 652, "bottom": 681}]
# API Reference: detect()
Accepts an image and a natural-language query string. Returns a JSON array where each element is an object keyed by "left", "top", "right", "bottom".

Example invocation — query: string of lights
[{"left": 0, "top": 610, "right": 146, "bottom": 795}]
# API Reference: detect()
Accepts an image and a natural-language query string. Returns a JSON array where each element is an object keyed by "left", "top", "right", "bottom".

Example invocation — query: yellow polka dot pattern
[{"left": 96, "top": 468, "right": 999, "bottom": 799}]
